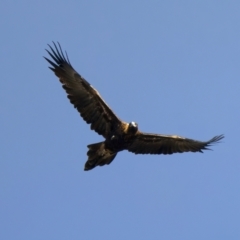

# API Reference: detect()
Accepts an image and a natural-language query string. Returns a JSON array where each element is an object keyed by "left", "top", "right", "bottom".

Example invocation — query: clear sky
[{"left": 1, "top": 1, "right": 239, "bottom": 239}]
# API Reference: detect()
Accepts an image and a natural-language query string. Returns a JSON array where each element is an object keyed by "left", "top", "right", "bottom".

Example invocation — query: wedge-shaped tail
[{"left": 84, "top": 142, "right": 117, "bottom": 171}]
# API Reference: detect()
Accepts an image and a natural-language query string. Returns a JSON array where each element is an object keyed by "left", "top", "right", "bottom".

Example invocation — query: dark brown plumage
[{"left": 44, "top": 42, "right": 224, "bottom": 171}]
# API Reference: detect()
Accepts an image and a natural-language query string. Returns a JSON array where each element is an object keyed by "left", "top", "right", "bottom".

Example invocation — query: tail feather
[{"left": 84, "top": 142, "right": 117, "bottom": 171}]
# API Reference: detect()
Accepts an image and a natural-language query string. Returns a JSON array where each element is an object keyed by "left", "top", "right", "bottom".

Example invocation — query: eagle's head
[{"left": 128, "top": 121, "right": 138, "bottom": 134}]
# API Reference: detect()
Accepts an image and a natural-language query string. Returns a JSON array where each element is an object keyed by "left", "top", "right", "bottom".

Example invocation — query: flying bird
[{"left": 44, "top": 42, "right": 224, "bottom": 171}]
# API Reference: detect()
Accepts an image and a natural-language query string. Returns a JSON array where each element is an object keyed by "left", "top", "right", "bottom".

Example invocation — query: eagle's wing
[
  {"left": 44, "top": 42, "right": 123, "bottom": 138},
  {"left": 127, "top": 133, "right": 224, "bottom": 154}
]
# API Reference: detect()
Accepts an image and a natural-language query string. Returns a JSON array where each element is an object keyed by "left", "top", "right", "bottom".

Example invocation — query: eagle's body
[{"left": 44, "top": 42, "right": 224, "bottom": 171}]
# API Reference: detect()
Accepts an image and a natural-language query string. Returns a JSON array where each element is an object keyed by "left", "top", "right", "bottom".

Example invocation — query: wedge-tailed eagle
[{"left": 44, "top": 42, "right": 224, "bottom": 171}]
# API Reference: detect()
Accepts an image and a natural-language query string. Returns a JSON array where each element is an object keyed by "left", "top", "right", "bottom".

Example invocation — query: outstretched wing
[
  {"left": 44, "top": 42, "right": 123, "bottom": 138},
  {"left": 128, "top": 133, "right": 224, "bottom": 154}
]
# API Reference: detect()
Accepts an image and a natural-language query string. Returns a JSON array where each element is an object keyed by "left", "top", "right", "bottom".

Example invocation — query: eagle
[{"left": 44, "top": 42, "right": 224, "bottom": 171}]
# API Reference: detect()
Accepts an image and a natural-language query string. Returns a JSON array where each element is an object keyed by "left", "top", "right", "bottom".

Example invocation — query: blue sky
[{"left": 1, "top": 1, "right": 239, "bottom": 239}]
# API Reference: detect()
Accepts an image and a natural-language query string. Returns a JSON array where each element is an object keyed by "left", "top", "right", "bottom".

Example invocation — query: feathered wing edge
[
  {"left": 199, "top": 134, "right": 224, "bottom": 151},
  {"left": 45, "top": 42, "right": 72, "bottom": 68},
  {"left": 127, "top": 133, "right": 224, "bottom": 155},
  {"left": 44, "top": 42, "right": 123, "bottom": 138}
]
